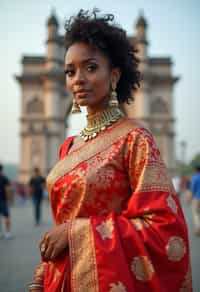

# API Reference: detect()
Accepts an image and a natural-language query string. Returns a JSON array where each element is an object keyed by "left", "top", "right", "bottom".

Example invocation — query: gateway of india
[{"left": 16, "top": 11, "right": 179, "bottom": 183}]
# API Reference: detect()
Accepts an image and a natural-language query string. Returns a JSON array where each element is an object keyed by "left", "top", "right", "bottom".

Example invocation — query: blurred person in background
[
  {"left": 172, "top": 174, "right": 181, "bottom": 197},
  {"left": 29, "top": 167, "right": 46, "bottom": 226},
  {"left": 181, "top": 176, "right": 192, "bottom": 205},
  {"left": 190, "top": 166, "right": 200, "bottom": 235},
  {"left": 13, "top": 181, "right": 26, "bottom": 206},
  {"left": 0, "top": 164, "right": 14, "bottom": 239}
]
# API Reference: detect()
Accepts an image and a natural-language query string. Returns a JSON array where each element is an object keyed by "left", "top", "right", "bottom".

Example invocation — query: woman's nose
[{"left": 74, "top": 69, "right": 85, "bottom": 84}]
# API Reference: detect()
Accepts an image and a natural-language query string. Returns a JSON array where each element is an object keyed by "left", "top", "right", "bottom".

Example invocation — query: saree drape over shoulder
[{"left": 35, "top": 118, "right": 192, "bottom": 292}]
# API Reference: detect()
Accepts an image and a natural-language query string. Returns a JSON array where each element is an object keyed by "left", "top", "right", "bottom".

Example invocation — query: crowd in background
[{"left": 0, "top": 165, "right": 47, "bottom": 239}]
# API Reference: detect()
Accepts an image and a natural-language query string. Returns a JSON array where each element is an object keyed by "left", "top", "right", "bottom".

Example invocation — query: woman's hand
[{"left": 40, "top": 223, "right": 69, "bottom": 262}]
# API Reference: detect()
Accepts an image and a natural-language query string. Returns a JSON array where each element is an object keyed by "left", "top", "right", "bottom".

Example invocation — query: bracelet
[{"left": 28, "top": 281, "right": 43, "bottom": 289}]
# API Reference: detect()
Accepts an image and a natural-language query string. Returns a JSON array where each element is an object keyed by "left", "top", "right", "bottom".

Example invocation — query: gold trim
[
  {"left": 47, "top": 118, "right": 136, "bottom": 192},
  {"left": 68, "top": 219, "right": 99, "bottom": 292}
]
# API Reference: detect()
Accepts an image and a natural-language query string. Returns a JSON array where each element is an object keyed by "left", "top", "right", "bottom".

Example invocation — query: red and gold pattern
[
  {"left": 131, "top": 256, "right": 155, "bottom": 282},
  {"left": 34, "top": 118, "right": 192, "bottom": 291}
]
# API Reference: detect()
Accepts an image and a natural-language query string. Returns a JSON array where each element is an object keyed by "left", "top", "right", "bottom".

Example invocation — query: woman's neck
[{"left": 86, "top": 101, "right": 109, "bottom": 115}]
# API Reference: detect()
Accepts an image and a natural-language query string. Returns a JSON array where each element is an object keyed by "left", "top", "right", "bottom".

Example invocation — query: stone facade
[{"left": 16, "top": 12, "right": 178, "bottom": 182}]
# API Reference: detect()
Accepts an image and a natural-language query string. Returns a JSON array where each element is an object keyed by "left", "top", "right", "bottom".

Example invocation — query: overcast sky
[{"left": 0, "top": 0, "right": 199, "bottom": 164}]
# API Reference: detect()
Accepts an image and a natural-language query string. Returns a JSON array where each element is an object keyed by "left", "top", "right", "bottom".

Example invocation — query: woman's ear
[{"left": 111, "top": 67, "right": 121, "bottom": 87}]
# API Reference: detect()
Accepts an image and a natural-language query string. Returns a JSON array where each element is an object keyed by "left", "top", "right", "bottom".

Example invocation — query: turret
[
  {"left": 46, "top": 10, "right": 62, "bottom": 70},
  {"left": 135, "top": 11, "right": 148, "bottom": 60},
  {"left": 47, "top": 10, "right": 59, "bottom": 39}
]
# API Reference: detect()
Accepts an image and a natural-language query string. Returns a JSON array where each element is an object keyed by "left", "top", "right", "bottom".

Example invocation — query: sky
[{"left": 0, "top": 0, "right": 199, "bottom": 164}]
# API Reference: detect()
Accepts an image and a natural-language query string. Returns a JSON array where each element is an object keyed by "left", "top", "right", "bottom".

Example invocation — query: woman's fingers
[
  {"left": 49, "top": 247, "right": 59, "bottom": 261},
  {"left": 39, "top": 231, "right": 51, "bottom": 258},
  {"left": 40, "top": 231, "right": 50, "bottom": 245},
  {"left": 39, "top": 224, "right": 69, "bottom": 261},
  {"left": 43, "top": 243, "right": 54, "bottom": 261}
]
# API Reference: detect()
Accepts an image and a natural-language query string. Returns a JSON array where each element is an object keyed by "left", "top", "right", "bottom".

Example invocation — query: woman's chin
[
  {"left": 78, "top": 101, "right": 89, "bottom": 107},
  {"left": 77, "top": 99, "right": 92, "bottom": 107}
]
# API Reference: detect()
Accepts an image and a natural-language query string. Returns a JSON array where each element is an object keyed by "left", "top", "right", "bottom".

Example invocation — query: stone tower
[
  {"left": 123, "top": 13, "right": 179, "bottom": 172},
  {"left": 16, "top": 12, "right": 71, "bottom": 182}
]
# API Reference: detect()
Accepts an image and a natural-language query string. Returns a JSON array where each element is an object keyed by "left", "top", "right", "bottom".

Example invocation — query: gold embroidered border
[
  {"left": 47, "top": 119, "right": 136, "bottom": 191},
  {"left": 135, "top": 162, "right": 173, "bottom": 194},
  {"left": 68, "top": 219, "right": 99, "bottom": 292}
]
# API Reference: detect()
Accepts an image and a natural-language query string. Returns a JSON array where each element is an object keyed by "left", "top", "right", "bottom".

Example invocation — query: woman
[{"left": 29, "top": 9, "right": 192, "bottom": 292}]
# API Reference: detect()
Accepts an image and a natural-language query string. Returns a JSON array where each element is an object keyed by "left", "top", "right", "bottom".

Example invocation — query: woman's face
[{"left": 65, "top": 42, "right": 120, "bottom": 113}]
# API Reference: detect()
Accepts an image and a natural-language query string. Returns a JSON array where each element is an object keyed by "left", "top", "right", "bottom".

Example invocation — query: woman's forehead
[{"left": 65, "top": 42, "right": 106, "bottom": 65}]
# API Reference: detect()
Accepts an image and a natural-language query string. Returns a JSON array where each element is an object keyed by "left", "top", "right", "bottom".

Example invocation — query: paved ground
[{"left": 0, "top": 197, "right": 199, "bottom": 292}]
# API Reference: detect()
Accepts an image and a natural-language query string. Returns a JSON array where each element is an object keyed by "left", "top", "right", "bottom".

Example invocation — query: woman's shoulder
[
  {"left": 123, "top": 119, "right": 161, "bottom": 162},
  {"left": 120, "top": 119, "right": 160, "bottom": 157},
  {"left": 123, "top": 118, "right": 155, "bottom": 143}
]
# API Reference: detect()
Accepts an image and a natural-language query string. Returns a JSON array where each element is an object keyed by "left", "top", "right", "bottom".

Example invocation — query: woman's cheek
[{"left": 66, "top": 80, "right": 72, "bottom": 92}]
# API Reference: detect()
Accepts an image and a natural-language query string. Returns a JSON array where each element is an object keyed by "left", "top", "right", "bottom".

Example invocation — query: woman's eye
[
  {"left": 64, "top": 69, "right": 75, "bottom": 77},
  {"left": 87, "top": 64, "right": 97, "bottom": 72}
]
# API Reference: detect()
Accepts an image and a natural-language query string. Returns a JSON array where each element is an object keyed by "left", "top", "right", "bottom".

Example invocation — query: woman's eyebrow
[{"left": 65, "top": 57, "right": 98, "bottom": 67}]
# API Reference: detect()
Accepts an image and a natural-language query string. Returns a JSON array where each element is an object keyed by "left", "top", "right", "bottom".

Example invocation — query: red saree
[{"left": 34, "top": 118, "right": 192, "bottom": 292}]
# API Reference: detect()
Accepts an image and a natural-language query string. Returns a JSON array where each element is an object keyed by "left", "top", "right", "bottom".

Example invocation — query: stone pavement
[
  {"left": 0, "top": 198, "right": 199, "bottom": 292},
  {"left": 0, "top": 201, "right": 52, "bottom": 292}
]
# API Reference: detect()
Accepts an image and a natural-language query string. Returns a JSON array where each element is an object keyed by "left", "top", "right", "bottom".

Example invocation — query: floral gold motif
[
  {"left": 166, "top": 236, "right": 186, "bottom": 262},
  {"left": 131, "top": 256, "right": 155, "bottom": 281},
  {"left": 109, "top": 281, "right": 127, "bottom": 292},
  {"left": 167, "top": 195, "right": 178, "bottom": 214},
  {"left": 96, "top": 218, "right": 114, "bottom": 240},
  {"left": 131, "top": 218, "right": 149, "bottom": 230}
]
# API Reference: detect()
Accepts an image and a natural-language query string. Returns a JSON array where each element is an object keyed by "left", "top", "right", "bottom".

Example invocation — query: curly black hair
[{"left": 64, "top": 9, "right": 141, "bottom": 104}]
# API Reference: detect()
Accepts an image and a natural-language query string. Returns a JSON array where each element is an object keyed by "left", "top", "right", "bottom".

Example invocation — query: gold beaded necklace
[{"left": 80, "top": 107, "right": 124, "bottom": 142}]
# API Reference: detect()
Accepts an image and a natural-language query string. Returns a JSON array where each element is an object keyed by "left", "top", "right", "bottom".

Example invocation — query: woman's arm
[{"left": 28, "top": 262, "right": 47, "bottom": 291}]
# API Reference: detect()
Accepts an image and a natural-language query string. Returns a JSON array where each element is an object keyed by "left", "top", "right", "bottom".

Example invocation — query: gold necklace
[{"left": 80, "top": 107, "right": 124, "bottom": 141}]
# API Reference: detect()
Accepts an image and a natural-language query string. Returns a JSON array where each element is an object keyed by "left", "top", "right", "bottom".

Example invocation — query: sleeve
[{"left": 67, "top": 128, "right": 192, "bottom": 292}]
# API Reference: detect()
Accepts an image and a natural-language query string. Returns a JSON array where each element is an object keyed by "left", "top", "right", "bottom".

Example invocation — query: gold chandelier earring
[
  {"left": 71, "top": 98, "right": 81, "bottom": 114},
  {"left": 109, "top": 83, "right": 119, "bottom": 107}
]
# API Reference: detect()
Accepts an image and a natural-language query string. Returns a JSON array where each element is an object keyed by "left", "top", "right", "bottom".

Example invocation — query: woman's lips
[{"left": 75, "top": 91, "right": 90, "bottom": 98}]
